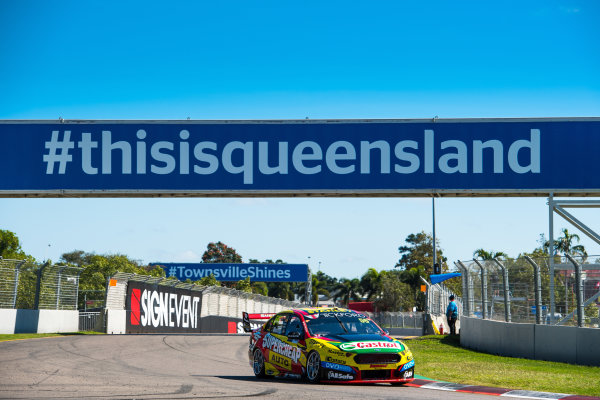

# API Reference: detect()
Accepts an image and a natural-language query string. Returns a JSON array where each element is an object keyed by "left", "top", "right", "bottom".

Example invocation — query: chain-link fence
[
  {"left": 0, "top": 258, "right": 26, "bottom": 308},
  {"left": 368, "top": 311, "right": 424, "bottom": 329},
  {"left": 457, "top": 255, "right": 600, "bottom": 328},
  {"left": 0, "top": 258, "right": 82, "bottom": 311}
]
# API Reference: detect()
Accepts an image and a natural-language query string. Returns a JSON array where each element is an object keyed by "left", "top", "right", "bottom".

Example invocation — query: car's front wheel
[
  {"left": 253, "top": 348, "right": 267, "bottom": 378},
  {"left": 306, "top": 351, "right": 321, "bottom": 383}
]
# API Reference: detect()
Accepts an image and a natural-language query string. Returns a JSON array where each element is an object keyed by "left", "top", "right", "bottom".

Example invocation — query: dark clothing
[
  {"left": 446, "top": 300, "right": 458, "bottom": 335},
  {"left": 447, "top": 315, "right": 457, "bottom": 335}
]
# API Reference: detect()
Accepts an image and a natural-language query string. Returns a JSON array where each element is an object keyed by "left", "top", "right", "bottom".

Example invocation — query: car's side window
[
  {"left": 284, "top": 315, "right": 303, "bottom": 337},
  {"left": 270, "top": 314, "right": 289, "bottom": 335}
]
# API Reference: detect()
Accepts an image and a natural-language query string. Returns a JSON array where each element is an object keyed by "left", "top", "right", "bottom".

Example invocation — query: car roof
[{"left": 289, "top": 307, "right": 364, "bottom": 315}]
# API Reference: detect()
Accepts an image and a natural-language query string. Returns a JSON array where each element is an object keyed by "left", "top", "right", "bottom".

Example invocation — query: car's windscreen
[{"left": 304, "top": 313, "right": 383, "bottom": 336}]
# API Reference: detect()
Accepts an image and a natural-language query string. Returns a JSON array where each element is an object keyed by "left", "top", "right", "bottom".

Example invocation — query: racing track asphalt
[{"left": 0, "top": 334, "right": 523, "bottom": 400}]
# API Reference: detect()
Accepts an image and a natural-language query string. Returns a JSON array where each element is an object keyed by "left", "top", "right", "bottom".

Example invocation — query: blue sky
[{"left": 1, "top": 1, "right": 599, "bottom": 278}]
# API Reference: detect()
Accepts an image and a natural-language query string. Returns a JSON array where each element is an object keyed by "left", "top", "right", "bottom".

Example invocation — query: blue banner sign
[
  {"left": 1, "top": 118, "right": 599, "bottom": 196},
  {"left": 159, "top": 263, "right": 309, "bottom": 282}
]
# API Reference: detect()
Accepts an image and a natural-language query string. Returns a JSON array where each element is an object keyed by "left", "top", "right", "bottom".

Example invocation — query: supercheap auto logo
[
  {"left": 263, "top": 334, "right": 301, "bottom": 362},
  {"left": 130, "top": 288, "right": 200, "bottom": 329}
]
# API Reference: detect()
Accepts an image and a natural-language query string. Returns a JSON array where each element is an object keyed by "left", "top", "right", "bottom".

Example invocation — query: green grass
[
  {"left": 0, "top": 331, "right": 104, "bottom": 342},
  {"left": 404, "top": 335, "right": 600, "bottom": 397}
]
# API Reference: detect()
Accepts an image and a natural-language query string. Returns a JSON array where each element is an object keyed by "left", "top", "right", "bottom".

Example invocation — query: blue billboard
[
  {"left": 159, "top": 263, "right": 309, "bottom": 282},
  {"left": 1, "top": 118, "right": 599, "bottom": 196}
]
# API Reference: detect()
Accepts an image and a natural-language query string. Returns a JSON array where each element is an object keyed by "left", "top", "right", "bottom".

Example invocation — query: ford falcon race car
[{"left": 242, "top": 307, "right": 415, "bottom": 384}]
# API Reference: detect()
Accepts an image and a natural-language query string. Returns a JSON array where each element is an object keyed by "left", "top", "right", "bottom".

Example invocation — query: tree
[
  {"left": 202, "top": 241, "right": 243, "bottom": 263},
  {"left": 333, "top": 278, "right": 362, "bottom": 306},
  {"left": 59, "top": 251, "right": 165, "bottom": 309},
  {"left": 395, "top": 231, "right": 447, "bottom": 276},
  {"left": 251, "top": 281, "right": 269, "bottom": 296},
  {"left": 544, "top": 228, "right": 587, "bottom": 259},
  {"left": 235, "top": 277, "right": 253, "bottom": 293},
  {"left": 195, "top": 273, "right": 219, "bottom": 287},
  {"left": 359, "top": 268, "right": 382, "bottom": 301},
  {"left": 473, "top": 249, "right": 508, "bottom": 260},
  {"left": 375, "top": 270, "right": 414, "bottom": 311},
  {"left": 400, "top": 265, "right": 427, "bottom": 311},
  {"left": 0, "top": 230, "right": 37, "bottom": 308},
  {"left": 0, "top": 229, "right": 33, "bottom": 261},
  {"left": 296, "top": 274, "right": 330, "bottom": 306}
]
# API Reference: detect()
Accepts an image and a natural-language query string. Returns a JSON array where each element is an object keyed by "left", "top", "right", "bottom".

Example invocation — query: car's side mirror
[{"left": 288, "top": 331, "right": 303, "bottom": 340}]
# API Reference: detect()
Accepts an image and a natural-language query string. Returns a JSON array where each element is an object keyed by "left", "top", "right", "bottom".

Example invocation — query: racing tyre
[
  {"left": 306, "top": 351, "right": 321, "bottom": 383},
  {"left": 253, "top": 349, "right": 267, "bottom": 378}
]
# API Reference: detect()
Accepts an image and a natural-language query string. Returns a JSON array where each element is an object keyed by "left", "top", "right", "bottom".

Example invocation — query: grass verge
[
  {"left": 403, "top": 335, "right": 600, "bottom": 397},
  {"left": 0, "top": 331, "right": 104, "bottom": 342}
]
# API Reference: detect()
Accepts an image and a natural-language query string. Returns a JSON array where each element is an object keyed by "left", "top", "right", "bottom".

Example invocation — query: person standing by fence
[{"left": 446, "top": 295, "right": 458, "bottom": 335}]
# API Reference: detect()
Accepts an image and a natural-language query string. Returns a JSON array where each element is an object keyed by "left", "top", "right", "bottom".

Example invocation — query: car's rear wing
[{"left": 242, "top": 311, "right": 275, "bottom": 333}]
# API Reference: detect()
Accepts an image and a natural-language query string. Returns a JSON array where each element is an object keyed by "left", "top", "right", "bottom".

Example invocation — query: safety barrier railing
[
  {"left": 457, "top": 255, "right": 600, "bottom": 328},
  {"left": 0, "top": 258, "right": 82, "bottom": 310}
]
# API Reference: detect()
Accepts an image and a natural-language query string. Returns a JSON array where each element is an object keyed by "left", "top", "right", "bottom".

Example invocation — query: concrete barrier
[
  {"left": 37, "top": 310, "right": 79, "bottom": 333},
  {"left": 106, "top": 310, "right": 126, "bottom": 334},
  {"left": 461, "top": 316, "right": 600, "bottom": 366},
  {"left": 576, "top": 327, "right": 600, "bottom": 366},
  {"left": 535, "top": 324, "right": 577, "bottom": 364},
  {"left": 0, "top": 309, "right": 17, "bottom": 334},
  {"left": 0, "top": 309, "right": 79, "bottom": 334}
]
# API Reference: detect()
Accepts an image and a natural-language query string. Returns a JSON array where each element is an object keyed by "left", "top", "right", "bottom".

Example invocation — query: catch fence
[
  {"left": 368, "top": 312, "right": 424, "bottom": 329},
  {"left": 0, "top": 258, "right": 82, "bottom": 310},
  {"left": 456, "top": 255, "right": 600, "bottom": 328},
  {"left": 107, "top": 272, "right": 303, "bottom": 318}
]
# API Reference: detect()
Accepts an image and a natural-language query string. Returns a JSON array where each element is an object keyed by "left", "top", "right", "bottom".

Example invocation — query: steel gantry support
[
  {"left": 473, "top": 259, "right": 488, "bottom": 319},
  {"left": 548, "top": 196, "right": 600, "bottom": 323},
  {"left": 493, "top": 258, "right": 511, "bottom": 322}
]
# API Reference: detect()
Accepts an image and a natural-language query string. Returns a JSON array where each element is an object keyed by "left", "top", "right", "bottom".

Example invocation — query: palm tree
[
  {"left": 473, "top": 249, "right": 508, "bottom": 260},
  {"left": 545, "top": 228, "right": 587, "bottom": 259},
  {"left": 359, "top": 268, "right": 381, "bottom": 301},
  {"left": 295, "top": 275, "right": 330, "bottom": 306},
  {"left": 333, "top": 278, "right": 362, "bottom": 306}
]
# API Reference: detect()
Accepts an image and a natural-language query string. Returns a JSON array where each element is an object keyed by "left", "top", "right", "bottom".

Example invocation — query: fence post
[
  {"left": 565, "top": 254, "right": 584, "bottom": 327},
  {"left": 473, "top": 260, "right": 488, "bottom": 319},
  {"left": 524, "top": 256, "right": 542, "bottom": 325},
  {"left": 11, "top": 261, "right": 25, "bottom": 309},
  {"left": 55, "top": 266, "right": 65, "bottom": 309},
  {"left": 456, "top": 261, "right": 469, "bottom": 317},
  {"left": 493, "top": 259, "right": 511, "bottom": 322},
  {"left": 33, "top": 263, "right": 48, "bottom": 310}
]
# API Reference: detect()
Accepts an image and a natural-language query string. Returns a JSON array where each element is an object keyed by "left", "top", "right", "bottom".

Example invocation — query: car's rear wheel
[
  {"left": 253, "top": 348, "right": 267, "bottom": 378},
  {"left": 306, "top": 351, "right": 321, "bottom": 383}
]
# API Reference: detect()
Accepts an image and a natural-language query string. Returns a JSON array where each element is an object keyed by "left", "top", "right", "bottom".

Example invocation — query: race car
[{"left": 242, "top": 307, "right": 415, "bottom": 384}]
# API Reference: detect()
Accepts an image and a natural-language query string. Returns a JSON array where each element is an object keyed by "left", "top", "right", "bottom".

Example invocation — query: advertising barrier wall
[{"left": 126, "top": 280, "right": 202, "bottom": 334}]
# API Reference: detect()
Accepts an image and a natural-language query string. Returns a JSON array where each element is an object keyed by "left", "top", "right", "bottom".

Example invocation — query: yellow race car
[{"left": 242, "top": 307, "right": 415, "bottom": 384}]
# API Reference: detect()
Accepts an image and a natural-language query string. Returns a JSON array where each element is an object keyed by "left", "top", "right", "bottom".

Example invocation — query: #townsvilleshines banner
[
  {"left": 1, "top": 118, "right": 599, "bottom": 197},
  {"left": 159, "top": 263, "right": 309, "bottom": 283}
]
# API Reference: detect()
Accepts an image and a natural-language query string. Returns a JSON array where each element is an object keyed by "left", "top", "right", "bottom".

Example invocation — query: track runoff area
[{"left": 2, "top": 119, "right": 600, "bottom": 399}]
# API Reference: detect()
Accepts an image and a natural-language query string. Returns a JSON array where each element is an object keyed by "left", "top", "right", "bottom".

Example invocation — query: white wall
[
  {"left": 37, "top": 310, "right": 79, "bottom": 333},
  {"left": 0, "top": 309, "right": 17, "bottom": 334},
  {"left": 106, "top": 310, "right": 126, "bottom": 334},
  {"left": 0, "top": 309, "right": 78, "bottom": 334}
]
